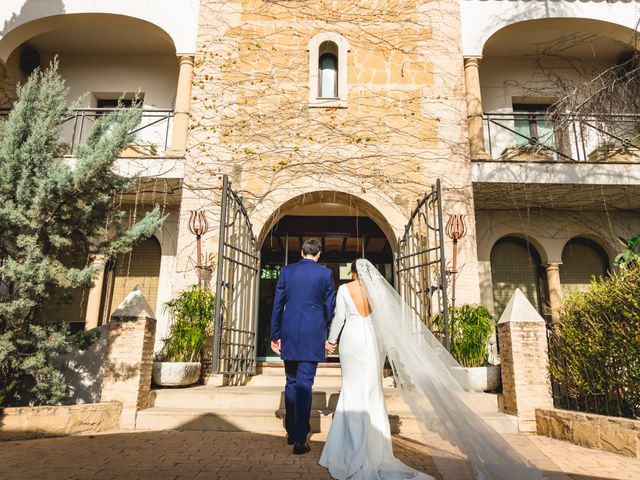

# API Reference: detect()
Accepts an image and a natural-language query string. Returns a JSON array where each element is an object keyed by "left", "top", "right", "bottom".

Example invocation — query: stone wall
[
  {"left": 0, "top": 402, "right": 122, "bottom": 441},
  {"left": 536, "top": 408, "right": 640, "bottom": 458}
]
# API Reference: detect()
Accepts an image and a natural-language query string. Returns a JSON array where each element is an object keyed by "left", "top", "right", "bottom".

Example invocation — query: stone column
[
  {"left": 463, "top": 57, "right": 490, "bottom": 159},
  {"left": 84, "top": 255, "right": 106, "bottom": 330},
  {"left": 100, "top": 287, "right": 157, "bottom": 430},
  {"left": 498, "top": 288, "right": 553, "bottom": 432},
  {"left": 545, "top": 262, "right": 563, "bottom": 325},
  {"left": 167, "top": 55, "right": 195, "bottom": 156}
]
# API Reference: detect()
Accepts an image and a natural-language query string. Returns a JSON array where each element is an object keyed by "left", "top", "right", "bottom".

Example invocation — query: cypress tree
[{"left": 0, "top": 61, "right": 163, "bottom": 406}]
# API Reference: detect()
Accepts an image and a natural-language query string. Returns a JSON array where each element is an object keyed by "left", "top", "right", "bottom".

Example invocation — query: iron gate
[
  {"left": 213, "top": 175, "right": 261, "bottom": 378},
  {"left": 395, "top": 179, "right": 450, "bottom": 350}
]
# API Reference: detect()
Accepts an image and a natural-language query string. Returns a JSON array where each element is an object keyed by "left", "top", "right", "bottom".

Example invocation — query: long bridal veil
[{"left": 355, "top": 259, "right": 544, "bottom": 480}]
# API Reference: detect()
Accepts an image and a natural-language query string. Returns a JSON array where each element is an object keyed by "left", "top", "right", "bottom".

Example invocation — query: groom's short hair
[{"left": 302, "top": 238, "right": 322, "bottom": 256}]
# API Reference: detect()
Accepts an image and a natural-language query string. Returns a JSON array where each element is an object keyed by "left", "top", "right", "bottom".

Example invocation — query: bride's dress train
[{"left": 319, "top": 284, "right": 433, "bottom": 480}]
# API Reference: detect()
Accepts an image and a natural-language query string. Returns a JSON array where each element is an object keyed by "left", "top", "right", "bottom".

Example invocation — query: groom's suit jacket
[{"left": 270, "top": 258, "right": 336, "bottom": 362}]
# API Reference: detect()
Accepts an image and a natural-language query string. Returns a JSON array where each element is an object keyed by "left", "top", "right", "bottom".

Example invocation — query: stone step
[
  {"left": 141, "top": 383, "right": 519, "bottom": 434},
  {"left": 135, "top": 407, "right": 415, "bottom": 434},
  {"left": 257, "top": 363, "right": 343, "bottom": 377},
  {"left": 250, "top": 364, "right": 395, "bottom": 388},
  {"left": 247, "top": 374, "right": 343, "bottom": 388},
  {"left": 135, "top": 405, "right": 517, "bottom": 435},
  {"left": 148, "top": 385, "right": 405, "bottom": 411}
]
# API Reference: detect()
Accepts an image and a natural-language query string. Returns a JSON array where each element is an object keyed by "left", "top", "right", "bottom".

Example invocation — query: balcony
[
  {"left": 472, "top": 111, "right": 640, "bottom": 208},
  {"left": 482, "top": 112, "right": 640, "bottom": 164},
  {"left": 59, "top": 108, "right": 175, "bottom": 157},
  {"left": 0, "top": 107, "right": 184, "bottom": 180}
]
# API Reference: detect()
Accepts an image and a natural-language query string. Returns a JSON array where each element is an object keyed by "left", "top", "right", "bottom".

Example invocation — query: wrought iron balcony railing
[
  {"left": 0, "top": 107, "right": 174, "bottom": 156},
  {"left": 483, "top": 112, "right": 640, "bottom": 163}
]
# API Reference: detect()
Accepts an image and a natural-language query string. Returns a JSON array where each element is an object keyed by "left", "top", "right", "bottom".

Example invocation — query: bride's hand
[{"left": 325, "top": 341, "right": 336, "bottom": 354}]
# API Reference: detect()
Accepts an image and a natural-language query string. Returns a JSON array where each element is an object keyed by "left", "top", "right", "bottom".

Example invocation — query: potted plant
[
  {"left": 434, "top": 304, "right": 500, "bottom": 391},
  {"left": 152, "top": 286, "right": 216, "bottom": 387},
  {"left": 500, "top": 144, "right": 554, "bottom": 162},
  {"left": 587, "top": 139, "right": 640, "bottom": 163}
]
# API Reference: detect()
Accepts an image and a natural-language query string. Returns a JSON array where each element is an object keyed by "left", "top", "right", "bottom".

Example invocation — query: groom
[{"left": 270, "top": 238, "right": 336, "bottom": 454}]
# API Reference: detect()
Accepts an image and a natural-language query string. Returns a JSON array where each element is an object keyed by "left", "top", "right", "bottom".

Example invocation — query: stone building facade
[{"left": 1, "top": 0, "right": 639, "bottom": 362}]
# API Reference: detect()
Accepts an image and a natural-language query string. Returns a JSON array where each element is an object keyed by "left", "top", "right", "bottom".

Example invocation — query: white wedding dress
[
  {"left": 319, "top": 284, "right": 433, "bottom": 480},
  {"left": 319, "top": 260, "right": 544, "bottom": 480}
]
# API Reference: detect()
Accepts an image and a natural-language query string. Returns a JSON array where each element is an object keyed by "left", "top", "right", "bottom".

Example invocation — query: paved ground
[{"left": 0, "top": 430, "right": 638, "bottom": 480}]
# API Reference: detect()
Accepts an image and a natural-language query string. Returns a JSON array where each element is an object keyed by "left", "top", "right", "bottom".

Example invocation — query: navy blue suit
[{"left": 270, "top": 258, "right": 336, "bottom": 443}]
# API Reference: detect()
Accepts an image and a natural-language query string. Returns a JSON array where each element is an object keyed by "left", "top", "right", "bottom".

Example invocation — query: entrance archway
[{"left": 256, "top": 192, "right": 395, "bottom": 360}]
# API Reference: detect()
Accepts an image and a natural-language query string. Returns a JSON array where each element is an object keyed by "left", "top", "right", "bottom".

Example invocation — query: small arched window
[
  {"left": 318, "top": 41, "right": 339, "bottom": 98},
  {"left": 308, "top": 33, "right": 349, "bottom": 108}
]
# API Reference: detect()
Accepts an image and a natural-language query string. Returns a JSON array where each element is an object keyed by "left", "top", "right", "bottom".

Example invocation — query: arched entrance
[{"left": 256, "top": 193, "right": 395, "bottom": 360}]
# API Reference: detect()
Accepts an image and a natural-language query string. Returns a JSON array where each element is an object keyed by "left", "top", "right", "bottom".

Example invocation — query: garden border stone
[
  {"left": 536, "top": 407, "right": 640, "bottom": 458},
  {"left": 0, "top": 401, "right": 122, "bottom": 441}
]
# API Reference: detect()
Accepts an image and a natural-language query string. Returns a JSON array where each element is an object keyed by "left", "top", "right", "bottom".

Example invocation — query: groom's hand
[
  {"left": 325, "top": 341, "right": 336, "bottom": 354},
  {"left": 271, "top": 339, "right": 281, "bottom": 355}
]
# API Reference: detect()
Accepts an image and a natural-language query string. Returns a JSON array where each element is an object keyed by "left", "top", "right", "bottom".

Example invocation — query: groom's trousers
[{"left": 284, "top": 360, "right": 318, "bottom": 443}]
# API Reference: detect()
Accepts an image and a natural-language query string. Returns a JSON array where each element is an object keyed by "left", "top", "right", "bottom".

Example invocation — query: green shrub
[
  {"left": 613, "top": 234, "right": 640, "bottom": 268},
  {"left": 159, "top": 287, "right": 216, "bottom": 363},
  {"left": 551, "top": 264, "right": 640, "bottom": 418},
  {"left": 434, "top": 304, "right": 495, "bottom": 367}
]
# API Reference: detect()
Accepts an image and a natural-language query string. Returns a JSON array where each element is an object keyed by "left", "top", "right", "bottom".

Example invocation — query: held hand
[
  {"left": 271, "top": 339, "right": 281, "bottom": 355},
  {"left": 325, "top": 341, "right": 336, "bottom": 354}
]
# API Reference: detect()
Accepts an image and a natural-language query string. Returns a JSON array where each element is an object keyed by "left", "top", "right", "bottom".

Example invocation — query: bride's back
[{"left": 346, "top": 280, "right": 372, "bottom": 318}]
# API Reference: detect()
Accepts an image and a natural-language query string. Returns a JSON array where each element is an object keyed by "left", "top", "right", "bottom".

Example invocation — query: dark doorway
[{"left": 257, "top": 215, "right": 394, "bottom": 360}]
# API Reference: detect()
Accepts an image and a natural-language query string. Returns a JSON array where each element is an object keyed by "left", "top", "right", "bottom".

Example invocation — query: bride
[
  {"left": 319, "top": 260, "right": 432, "bottom": 480},
  {"left": 319, "top": 259, "right": 544, "bottom": 480}
]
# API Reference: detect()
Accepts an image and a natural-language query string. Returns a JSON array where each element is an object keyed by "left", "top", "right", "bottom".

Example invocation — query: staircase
[{"left": 135, "top": 364, "right": 518, "bottom": 434}]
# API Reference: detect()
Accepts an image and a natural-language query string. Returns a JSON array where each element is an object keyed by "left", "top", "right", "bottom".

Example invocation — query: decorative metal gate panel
[
  {"left": 213, "top": 175, "right": 260, "bottom": 378},
  {"left": 395, "top": 179, "right": 450, "bottom": 350}
]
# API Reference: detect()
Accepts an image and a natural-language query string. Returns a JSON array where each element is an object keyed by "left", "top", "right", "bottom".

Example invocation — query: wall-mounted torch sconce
[
  {"left": 445, "top": 214, "right": 467, "bottom": 310},
  {"left": 188, "top": 210, "right": 209, "bottom": 287}
]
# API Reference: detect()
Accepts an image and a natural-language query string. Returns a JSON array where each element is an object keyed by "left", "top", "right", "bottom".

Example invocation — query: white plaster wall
[
  {"left": 473, "top": 161, "right": 640, "bottom": 186},
  {"left": 51, "top": 53, "right": 179, "bottom": 152},
  {"left": 55, "top": 54, "right": 178, "bottom": 109},
  {"left": 480, "top": 55, "right": 621, "bottom": 160},
  {"left": 460, "top": 0, "right": 640, "bottom": 56},
  {"left": 0, "top": 0, "right": 199, "bottom": 57},
  {"left": 154, "top": 208, "right": 180, "bottom": 353}
]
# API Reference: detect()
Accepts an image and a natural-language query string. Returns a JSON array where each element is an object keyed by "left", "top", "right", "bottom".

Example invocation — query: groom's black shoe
[
  {"left": 293, "top": 441, "right": 310, "bottom": 455},
  {"left": 287, "top": 436, "right": 294, "bottom": 445}
]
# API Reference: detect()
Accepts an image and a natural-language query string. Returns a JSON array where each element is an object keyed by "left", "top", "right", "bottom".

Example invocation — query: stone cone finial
[
  {"left": 498, "top": 288, "right": 544, "bottom": 324},
  {"left": 111, "top": 286, "right": 156, "bottom": 319}
]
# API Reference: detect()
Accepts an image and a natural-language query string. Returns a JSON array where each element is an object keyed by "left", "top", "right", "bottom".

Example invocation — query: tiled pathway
[{"left": 0, "top": 430, "right": 638, "bottom": 480}]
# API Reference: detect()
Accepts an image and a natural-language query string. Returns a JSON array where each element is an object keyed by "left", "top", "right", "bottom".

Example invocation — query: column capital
[
  {"left": 463, "top": 56, "right": 483, "bottom": 68},
  {"left": 177, "top": 54, "right": 195, "bottom": 64},
  {"left": 545, "top": 261, "right": 562, "bottom": 271}
]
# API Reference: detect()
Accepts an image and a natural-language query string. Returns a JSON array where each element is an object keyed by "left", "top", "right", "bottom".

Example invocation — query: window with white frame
[{"left": 308, "top": 33, "right": 349, "bottom": 107}]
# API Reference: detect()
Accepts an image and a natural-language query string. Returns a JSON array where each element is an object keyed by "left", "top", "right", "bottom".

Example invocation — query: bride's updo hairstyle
[{"left": 350, "top": 260, "right": 358, "bottom": 276}]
